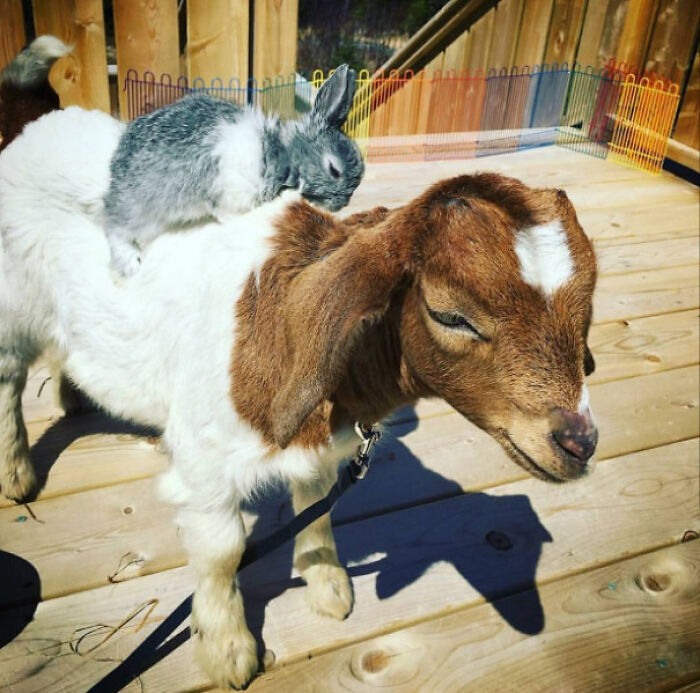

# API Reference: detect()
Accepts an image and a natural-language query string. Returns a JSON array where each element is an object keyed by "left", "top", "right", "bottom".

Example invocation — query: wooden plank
[
  {"left": 597, "top": 0, "right": 630, "bottom": 66},
  {"left": 486, "top": 0, "right": 524, "bottom": 70},
  {"left": 615, "top": 0, "right": 659, "bottom": 69},
  {"left": 466, "top": 7, "right": 495, "bottom": 72},
  {"left": 595, "top": 236, "right": 700, "bottom": 275},
  {"left": 112, "top": 0, "right": 180, "bottom": 119},
  {"left": 543, "top": 0, "right": 587, "bottom": 66},
  {"left": 186, "top": 0, "right": 248, "bottom": 84},
  {"left": 0, "top": 0, "right": 25, "bottom": 73},
  {"left": 513, "top": 0, "right": 554, "bottom": 67},
  {"left": 32, "top": 0, "right": 110, "bottom": 112},
  {"left": 575, "top": 0, "right": 613, "bottom": 69},
  {"left": 588, "top": 310, "right": 699, "bottom": 384},
  {"left": 666, "top": 139, "right": 700, "bottom": 173},
  {"left": 253, "top": 0, "right": 298, "bottom": 81},
  {"left": 4, "top": 365, "right": 698, "bottom": 603},
  {"left": 674, "top": 50, "right": 700, "bottom": 150},
  {"left": 644, "top": 0, "right": 700, "bottom": 86},
  {"left": 249, "top": 540, "right": 700, "bottom": 693},
  {"left": 442, "top": 30, "right": 469, "bottom": 72},
  {"left": 1, "top": 440, "right": 696, "bottom": 691},
  {"left": 593, "top": 264, "right": 698, "bottom": 323}
]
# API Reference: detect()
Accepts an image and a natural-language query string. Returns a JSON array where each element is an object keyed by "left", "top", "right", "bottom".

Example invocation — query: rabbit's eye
[{"left": 328, "top": 162, "right": 341, "bottom": 179}]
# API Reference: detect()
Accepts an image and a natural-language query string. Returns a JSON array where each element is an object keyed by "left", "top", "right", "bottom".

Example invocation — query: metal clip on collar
[{"left": 351, "top": 422, "right": 381, "bottom": 480}]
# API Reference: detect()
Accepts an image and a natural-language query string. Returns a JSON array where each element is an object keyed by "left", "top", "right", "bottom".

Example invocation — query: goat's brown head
[{"left": 270, "top": 173, "right": 598, "bottom": 483}]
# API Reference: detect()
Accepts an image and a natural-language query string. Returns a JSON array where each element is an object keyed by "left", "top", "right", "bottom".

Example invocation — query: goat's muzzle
[{"left": 549, "top": 407, "right": 598, "bottom": 472}]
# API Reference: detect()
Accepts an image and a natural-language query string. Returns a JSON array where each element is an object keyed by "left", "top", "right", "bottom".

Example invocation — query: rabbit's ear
[{"left": 311, "top": 64, "right": 357, "bottom": 129}]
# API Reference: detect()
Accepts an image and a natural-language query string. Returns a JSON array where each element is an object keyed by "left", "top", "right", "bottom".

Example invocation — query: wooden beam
[
  {"left": 113, "top": 0, "right": 180, "bottom": 119},
  {"left": 32, "top": 0, "right": 110, "bottom": 112},
  {"left": 186, "top": 0, "right": 248, "bottom": 84},
  {"left": 377, "top": 0, "right": 498, "bottom": 76},
  {"left": 673, "top": 50, "right": 700, "bottom": 149},
  {"left": 0, "top": 0, "right": 25, "bottom": 73},
  {"left": 253, "top": 0, "right": 298, "bottom": 81}
]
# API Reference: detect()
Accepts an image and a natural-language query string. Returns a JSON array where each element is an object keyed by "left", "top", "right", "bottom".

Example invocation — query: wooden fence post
[
  {"left": 33, "top": 0, "right": 110, "bottom": 112},
  {"left": 113, "top": 0, "right": 180, "bottom": 119},
  {"left": 0, "top": 0, "right": 26, "bottom": 73},
  {"left": 253, "top": 0, "right": 298, "bottom": 81},
  {"left": 186, "top": 0, "right": 249, "bottom": 85}
]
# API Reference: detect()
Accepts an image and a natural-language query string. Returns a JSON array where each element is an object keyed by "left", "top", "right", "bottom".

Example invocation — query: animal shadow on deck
[
  {"left": 0, "top": 551, "right": 41, "bottom": 648},
  {"left": 25, "top": 410, "right": 158, "bottom": 501},
  {"left": 240, "top": 409, "right": 553, "bottom": 664}
]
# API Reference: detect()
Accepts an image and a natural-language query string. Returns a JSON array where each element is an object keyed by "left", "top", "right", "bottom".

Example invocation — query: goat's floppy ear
[
  {"left": 271, "top": 227, "right": 406, "bottom": 448},
  {"left": 311, "top": 64, "right": 357, "bottom": 129}
]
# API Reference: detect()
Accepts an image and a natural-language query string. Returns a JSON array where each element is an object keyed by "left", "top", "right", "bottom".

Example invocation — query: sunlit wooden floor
[{"left": 1, "top": 146, "right": 699, "bottom": 693}]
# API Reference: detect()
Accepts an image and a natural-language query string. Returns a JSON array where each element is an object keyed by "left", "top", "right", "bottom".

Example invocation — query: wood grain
[
  {"left": 513, "top": 0, "right": 553, "bottom": 67},
  {"left": 1, "top": 441, "right": 696, "bottom": 691},
  {"left": 186, "top": 0, "right": 248, "bottom": 85},
  {"left": 644, "top": 0, "right": 700, "bottom": 86},
  {"left": 112, "top": 0, "right": 180, "bottom": 119},
  {"left": 0, "top": 0, "right": 25, "bottom": 74},
  {"left": 466, "top": 8, "right": 495, "bottom": 73},
  {"left": 615, "top": 0, "right": 659, "bottom": 68},
  {"left": 543, "top": 0, "right": 587, "bottom": 66},
  {"left": 674, "top": 50, "right": 700, "bottom": 150},
  {"left": 486, "top": 0, "right": 524, "bottom": 70},
  {"left": 253, "top": 0, "right": 298, "bottom": 81},
  {"left": 575, "top": 0, "right": 613, "bottom": 69},
  {"left": 32, "top": 0, "right": 110, "bottom": 112},
  {"left": 249, "top": 540, "right": 700, "bottom": 693}
]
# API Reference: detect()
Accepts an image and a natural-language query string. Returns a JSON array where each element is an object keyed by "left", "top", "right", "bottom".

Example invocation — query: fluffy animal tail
[{"left": 0, "top": 35, "right": 72, "bottom": 152}]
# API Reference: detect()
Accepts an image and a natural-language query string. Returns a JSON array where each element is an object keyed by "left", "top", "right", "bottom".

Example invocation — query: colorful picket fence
[{"left": 124, "top": 60, "right": 680, "bottom": 174}]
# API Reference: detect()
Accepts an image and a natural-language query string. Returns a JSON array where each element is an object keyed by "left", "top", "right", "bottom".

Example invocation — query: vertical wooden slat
[
  {"left": 253, "top": 0, "right": 298, "bottom": 81},
  {"left": 467, "top": 8, "right": 496, "bottom": 72},
  {"left": 186, "top": 0, "right": 248, "bottom": 84},
  {"left": 0, "top": 0, "right": 25, "bottom": 73},
  {"left": 615, "top": 0, "right": 660, "bottom": 68},
  {"left": 513, "top": 0, "right": 554, "bottom": 67},
  {"left": 597, "top": 0, "right": 630, "bottom": 66},
  {"left": 575, "top": 0, "right": 612, "bottom": 69},
  {"left": 644, "top": 0, "right": 700, "bottom": 84},
  {"left": 487, "top": 0, "right": 524, "bottom": 70},
  {"left": 443, "top": 31, "right": 469, "bottom": 72},
  {"left": 113, "top": 0, "right": 179, "bottom": 119},
  {"left": 673, "top": 50, "right": 699, "bottom": 149},
  {"left": 543, "top": 0, "right": 587, "bottom": 66},
  {"left": 32, "top": 0, "right": 109, "bottom": 112}
]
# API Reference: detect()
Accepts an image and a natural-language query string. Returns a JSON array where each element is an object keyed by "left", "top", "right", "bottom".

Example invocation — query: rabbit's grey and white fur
[{"left": 104, "top": 64, "right": 364, "bottom": 276}]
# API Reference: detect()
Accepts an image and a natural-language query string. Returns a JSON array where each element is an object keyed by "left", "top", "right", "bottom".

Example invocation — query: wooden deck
[{"left": 1, "top": 146, "right": 699, "bottom": 692}]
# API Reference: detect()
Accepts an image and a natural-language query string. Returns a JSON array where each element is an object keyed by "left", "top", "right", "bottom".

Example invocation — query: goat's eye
[
  {"left": 328, "top": 162, "right": 341, "bottom": 179},
  {"left": 428, "top": 308, "right": 482, "bottom": 338}
]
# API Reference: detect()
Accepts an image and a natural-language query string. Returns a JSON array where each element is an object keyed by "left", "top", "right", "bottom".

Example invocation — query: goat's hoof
[
  {"left": 304, "top": 563, "right": 354, "bottom": 620},
  {"left": 0, "top": 457, "right": 38, "bottom": 503},
  {"left": 194, "top": 623, "right": 258, "bottom": 690}
]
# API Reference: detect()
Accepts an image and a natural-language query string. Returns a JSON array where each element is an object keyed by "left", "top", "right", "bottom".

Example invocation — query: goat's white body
[{"left": 0, "top": 108, "right": 356, "bottom": 513}]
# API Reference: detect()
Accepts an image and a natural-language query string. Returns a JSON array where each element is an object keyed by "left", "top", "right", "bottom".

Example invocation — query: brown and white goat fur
[{"left": 0, "top": 107, "right": 597, "bottom": 689}]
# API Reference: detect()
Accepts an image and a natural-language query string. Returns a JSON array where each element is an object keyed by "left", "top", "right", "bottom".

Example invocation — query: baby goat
[{"left": 0, "top": 107, "right": 597, "bottom": 689}]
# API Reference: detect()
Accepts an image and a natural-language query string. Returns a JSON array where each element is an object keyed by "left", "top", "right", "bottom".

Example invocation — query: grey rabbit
[{"left": 103, "top": 65, "right": 364, "bottom": 276}]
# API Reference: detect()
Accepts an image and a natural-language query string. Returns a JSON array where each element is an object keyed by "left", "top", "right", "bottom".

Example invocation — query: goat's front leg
[
  {"left": 0, "top": 350, "right": 37, "bottom": 502},
  {"left": 181, "top": 506, "right": 258, "bottom": 690},
  {"left": 291, "top": 476, "right": 354, "bottom": 620}
]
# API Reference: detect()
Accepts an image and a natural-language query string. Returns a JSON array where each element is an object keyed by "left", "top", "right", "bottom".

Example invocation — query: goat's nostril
[
  {"left": 552, "top": 426, "right": 598, "bottom": 461},
  {"left": 550, "top": 407, "right": 598, "bottom": 462}
]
